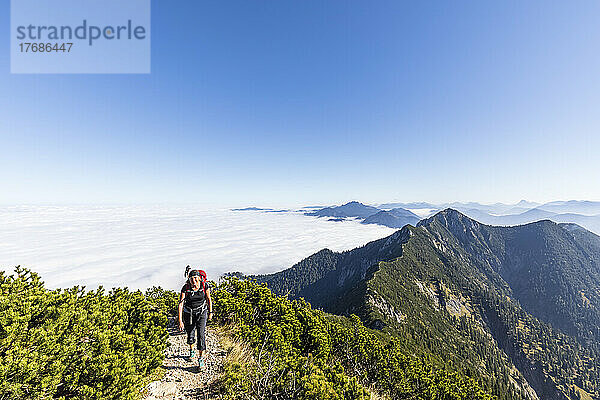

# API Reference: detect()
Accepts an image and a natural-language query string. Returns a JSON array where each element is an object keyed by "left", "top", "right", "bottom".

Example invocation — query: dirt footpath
[{"left": 143, "top": 323, "right": 226, "bottom": 400}]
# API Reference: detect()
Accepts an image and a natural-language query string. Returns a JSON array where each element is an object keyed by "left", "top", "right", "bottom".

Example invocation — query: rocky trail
[{"left": 143, "top": 321, "right": 226, "bottom": 400}]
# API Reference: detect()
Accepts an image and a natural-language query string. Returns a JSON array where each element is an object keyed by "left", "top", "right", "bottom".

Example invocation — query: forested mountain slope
[
  {"left": 418, "top": 211, "right": 600, "bottom": 346},
  {"left": 256, "top": 209, "right": 600, "bottom": 400},
  {"left": 256, "top": 228, "right": 408, "bottom": 309}
]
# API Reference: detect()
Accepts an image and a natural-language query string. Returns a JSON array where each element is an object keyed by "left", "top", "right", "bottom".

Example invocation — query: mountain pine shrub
[
  {"left": 212, "top": 277, "right": 493, "bottom": 400},
  {"left": 0, "top": 267, "right": 168, "bottom": 400}
]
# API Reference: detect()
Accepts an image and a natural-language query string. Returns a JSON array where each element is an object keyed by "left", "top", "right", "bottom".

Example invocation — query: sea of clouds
[{"left": 0, "top": 205, "right": 395, "bottom": 291}]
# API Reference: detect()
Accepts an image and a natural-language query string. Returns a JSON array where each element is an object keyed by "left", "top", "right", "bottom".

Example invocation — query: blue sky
[{"left": 1, "top": 1, "right": 599, "bottom": 206}]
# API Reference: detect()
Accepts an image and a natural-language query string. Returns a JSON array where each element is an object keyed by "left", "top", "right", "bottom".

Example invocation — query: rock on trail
[{"left": 143, "top": 322, "right": 226, "bottom": 400}]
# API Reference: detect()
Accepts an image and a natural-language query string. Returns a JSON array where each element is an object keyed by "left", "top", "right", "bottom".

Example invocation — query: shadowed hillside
[{"left": 256, "top": 209, "right": 600, "bottom": 400}]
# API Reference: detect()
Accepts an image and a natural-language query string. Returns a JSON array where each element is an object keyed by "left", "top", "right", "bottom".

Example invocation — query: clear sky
[{"left": 1, "top": 1, "right": 599, "bottom": 207}]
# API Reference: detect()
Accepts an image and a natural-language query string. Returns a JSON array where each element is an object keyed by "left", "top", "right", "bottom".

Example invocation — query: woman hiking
[{"left": 178, "top": 266, "right": 213, "bottom": 369}]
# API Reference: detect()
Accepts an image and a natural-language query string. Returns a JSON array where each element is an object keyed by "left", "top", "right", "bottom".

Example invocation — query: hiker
[{"left": 178, "top": 266, "right": 213, "bottom": 369}]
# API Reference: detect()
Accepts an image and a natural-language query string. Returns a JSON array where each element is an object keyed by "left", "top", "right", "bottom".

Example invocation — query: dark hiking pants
[{"left": 183, "top": 308, "right": 207, "bottom": 351}]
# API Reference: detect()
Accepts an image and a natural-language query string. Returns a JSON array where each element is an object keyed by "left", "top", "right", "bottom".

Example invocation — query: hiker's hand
[
  {"left": 178, "top": 320, "right": 184, "bottom": 331},
  {"left": 208, "top": 312, "right": 213, "bottom": 321}
]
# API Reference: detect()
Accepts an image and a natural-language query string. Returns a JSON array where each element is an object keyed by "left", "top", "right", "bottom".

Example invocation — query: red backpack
[{"left": 185, "top": 265, "right": 207, "bottom": 293}]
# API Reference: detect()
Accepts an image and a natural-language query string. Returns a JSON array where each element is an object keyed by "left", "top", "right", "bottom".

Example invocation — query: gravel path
[{"left": 143, "top": 321, "right": 226, "bottom": 400}]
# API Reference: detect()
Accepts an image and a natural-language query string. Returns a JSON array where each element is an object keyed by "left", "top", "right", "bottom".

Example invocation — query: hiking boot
[
  {"left": 188, "top": 349, "right": 196, "bottom": 360},
  {"left": 198, "top": 357, "right": 205, "bottom": 369}
]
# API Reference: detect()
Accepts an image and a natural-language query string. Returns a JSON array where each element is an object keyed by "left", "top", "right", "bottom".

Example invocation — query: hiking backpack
[{"left": 184, "top": 265, "right": 208, "bottom": 293}]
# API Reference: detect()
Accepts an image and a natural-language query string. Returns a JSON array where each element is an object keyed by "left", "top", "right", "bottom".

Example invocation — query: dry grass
[
  {"left": 215, "top": 325, "right": 255, "bottom": 367},
  {"left": 572, "top": 384, "right": 594, "bottom": 400},
  {"left": 366, "top": 385, "right": 391, "bottom": 400},
  {"left": 214, "top": 325, "right": 389, "bottom": 400}
]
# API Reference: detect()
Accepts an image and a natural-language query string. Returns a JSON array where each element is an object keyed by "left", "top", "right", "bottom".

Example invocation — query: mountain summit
[
  {"left": 362, "top": 208, "right": 420, "bottom": 228},
  {"left": 256, "top": 209, "right": 600, "bottom": 400},
  {"left": 305, "top": 201, "right": 381, "bottom": 219}
]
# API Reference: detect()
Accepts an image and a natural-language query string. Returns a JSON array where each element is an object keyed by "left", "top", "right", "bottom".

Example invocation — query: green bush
[
  {"left": 213, "top": 277, "right": 494, "bottom": 400},
  {"left": 144, "top": 286, "right": 179, "bottom": 317},
  {"left": 0, "top": 267, "right": 168, "bottom": 400}
]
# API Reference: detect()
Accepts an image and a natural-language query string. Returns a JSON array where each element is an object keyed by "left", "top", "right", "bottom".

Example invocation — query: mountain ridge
[
  {"left": 301, "top": 200, "right": 600, "bottom": 234},
  {"left": 304, "top": 201, "right": 381, "bottom": 219},
  {"left": 361, "top": 208, "right": 420, "bottom": 228},
  {"left": 254, "top": 209, "right": 600, "bottom": 400}
]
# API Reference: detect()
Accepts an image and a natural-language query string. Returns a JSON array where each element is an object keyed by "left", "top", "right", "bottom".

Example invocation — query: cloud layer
[{"left": 0, "top": 206, "right": 394, "bottom": 291}]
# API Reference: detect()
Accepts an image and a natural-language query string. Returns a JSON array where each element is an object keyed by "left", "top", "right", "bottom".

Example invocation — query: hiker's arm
[
  {"left": 206, "top": 288, "right": 213, "bottom": 320},
  {"left": 177, "top": 292, "right": 185, "bottom": 329}
]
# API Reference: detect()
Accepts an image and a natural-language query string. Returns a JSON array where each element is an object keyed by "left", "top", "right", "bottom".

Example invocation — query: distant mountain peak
[
  {"left": 517, "top": 199, "right": 538, "bottom": 206},
  {"left": 417, "top": 208, "right": 471, "bottom": 227},
  {"left": 419, "top": 208, "right": 567, "bottom": 233},
  {"left": 305, "top": 201, "right": 381, "bottom": 219},
  {"left": 362, "top": 208, "right": 420, "bottom": 229}
]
